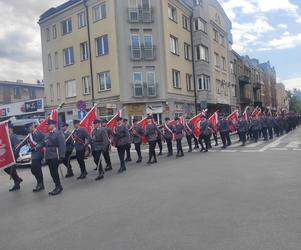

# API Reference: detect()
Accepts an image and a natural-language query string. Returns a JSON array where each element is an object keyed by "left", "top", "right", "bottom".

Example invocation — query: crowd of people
[{"left": 3, "top": 110, "right": 300, "bottom": 196}]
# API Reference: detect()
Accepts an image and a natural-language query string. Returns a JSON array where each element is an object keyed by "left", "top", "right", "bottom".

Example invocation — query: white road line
[
  {"left": 241, "top": 150, "right": 260, "bottom": 153},
  {"left": 292, "top": 148, "right": 301, "bottom": 151},
  {"left": 227, "top": 142, "right": 242, "bottom": 148},
  {"left": 271, "top": 148, "right": 289, "bottom": 151},
  {"left": 258, "top": 134, "right": 289, "bottom": 152},
  {"left": 245, "top": 140, "right": 265, "bottom": 148},
  {"left": 286, "top": 141, "right": 300, "bottom": 148},
  {"left": 220, "top": 150, "right": 237, "bottom": 153}
]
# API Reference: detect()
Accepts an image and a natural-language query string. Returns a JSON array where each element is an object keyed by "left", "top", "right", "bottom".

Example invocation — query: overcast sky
[{"left": 0, "top": 0, "right": 300, "bottom": 89}]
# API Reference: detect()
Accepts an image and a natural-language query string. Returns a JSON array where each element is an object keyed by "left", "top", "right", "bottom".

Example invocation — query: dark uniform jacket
[
  {"left": 236, "top": 119, "right": 248, "bottom": 133},
  {"left": 174, "top": 124, "right": 184, "bottom": 140},
  {"left": 114, "top": 125, "right": 130, "bottom": 147},
  {"left": 90, "top": 128, "right": 110, "bottom": 151},
  {"left": 163, "top": 124, "right": 174, "bottom": 139},
  {"left": 45, "top": 129, "right": 66, "bottom": 160},
  {"left": 27, "top": 131, "right": 45, "bottom": 160},
  {"left": 63, "top": 130, "right": 74, "bottom": 152},
  {"left": 10, "top": 133, "right": 20, "bottom": 159},
  {"left": 131, "top": 125, "right": 144, "bottom": 144},
  {"left": 184, "top": 122, "right": 193, "bottom": 136},
  {"left": 250, "top": 119, "right": 261, "bottom": 131},
  {"left": 103, "top": 127, "right": 113, "bottom": 138},
  {"left": 73, "top": 128, "right": 89, "bottom": 151},
  {"left": 200, "top": 120, "right": 212, "bottom": 135},
  {"left": 145, "top": 124, "right": 158, "bottom": 142},
  {"left": 260, "top": 116, "right": 268, "bottom": 128},
  {"left": 218, "top": 119, "right": 230, "bottom": 133}
]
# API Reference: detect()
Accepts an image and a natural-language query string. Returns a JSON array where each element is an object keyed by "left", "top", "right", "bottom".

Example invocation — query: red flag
[
  {"left": 107, "top": 109, "right": 122, "bottom": 130},
  {"left": 208, "top": 112, "right": 218, "bottom": 131},
  {"left": 243, "top": 107, "right": 249, "bottom": 121},
  {"left": 0, "top": 122, "right": 16, "bottom": 170},
  {"left": 228, "top": 110, "right": 239, "bottom": 132},
  {"left": 80, "top": 106, "right": 97, "bottom": 134},
  {"left": 189, "top": 113, "right": 202, "bottom": 138},
  {"left": 137, "top": 117, "right": 149, "bottom": 144},
  {"left": 36, "top": 109, "right": 58, "bottom": 133},
  {"left": 251, "top": 106, "right": 259, "bottom": 118}
]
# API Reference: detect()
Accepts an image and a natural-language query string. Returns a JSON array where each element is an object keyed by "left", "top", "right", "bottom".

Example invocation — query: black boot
[
  {"left": 9, "top": 178, "right": 23, "bottom": 192},
  {"left": 136, "top": 158, "right": 142, "bottom": 163},
  {"left": 33, "top": 183, "right": 45, "bottom": 192},
  {"left": 95, "top": 171, "right": 104, "bottom": 181},
  {"left": 49, "top": 186, "right": 63, "bottom": 196},
  {"left": 77, "top": 172, "right": 87, "bottom": 180},
  {"left": 65, "top": 168, "right": 74, "bottom": 178},
  {"left": 105, "top": 165, "right": 113, "bottom": 172}
]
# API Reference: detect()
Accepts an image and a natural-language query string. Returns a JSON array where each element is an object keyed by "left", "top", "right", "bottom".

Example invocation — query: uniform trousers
[
  {"left": 186, "top": 134, "right": 192, "bottom": 151},
  {"left": 103, "top": 147, "right": 112, "bottom": 167},
  {"left": 63, "top": 151, "right": 73, "bottom": 170},
  {"left": 31, "top": 159, "right": 44, "bottom": 185},
  {"left": 76, "top": 149, "right": 87, "bottom": 174},
  {"left": 176, "top": 139, "right": 184, "bottom": 155},
  {"left": 125, "top": 144, "right": 132, "bottom": 161},
  {"left": 4, "top": 165, "right": 21, "bottom": 183},
  {"left": 148, "top": 141, "right": 157, "bottom": 162},
  {"left": 199, "top": 134, "right": 210, "bottom": 150},
  {"left": 165, "top": 138, "right": 173, "bottom": 155},
  {"left": 252, "top": 129, "right": 259, "bottom": 142},
  {"left": 268, "top": 127, "right": 273, "bottom": 139},
  {"left": 47, "top": 159, "right": 61, "bottom": 187},
  {"left": 262, "top": 127, "right": 268, "bottom": 140},
  {"left": 117, "top": 145, "right": 126, "bottom": 170},
  {"left": 157, "top": 138, "right": 162, "bottom": 153},
  {"left": 220, "top": 131, "right": 231, "bottom": 147},
  {"left": 238, "top": 131, "right": 247, "bottom": 144},
  {"left": 92, "top": 150, "right": 104, "bottom": 174},
  {"left": 134, "top": 143, "right": 142, "bottom": 159}
]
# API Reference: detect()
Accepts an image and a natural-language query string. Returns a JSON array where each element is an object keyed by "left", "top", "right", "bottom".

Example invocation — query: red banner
[
  {"left": 0, "top": 122, "right": 16, "bottom": 170},
  {"left": 107, "top": 109, "right": 122, "bottom": 130},
  {"left": 228, "top": 110, "right": 239, "bottom": 132},
  {"left": 208, "top": 112, "right": 218, "bottom": 131},
  {"left": 137, "top": 117, "right": 149, "bottom": 144},
  {"left": 189, "top": 113, "right": 202, "bottom": 138},
  {"left": 36, "top": 109, "right": 58, "bottom": 133},
  {"left": 80, "top": 106, "right": 97, "bottom": 134}
]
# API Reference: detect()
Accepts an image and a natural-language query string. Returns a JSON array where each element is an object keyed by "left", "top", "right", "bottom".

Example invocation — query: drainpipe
[
  {"left": 84, "top": 0, "right": 95, "bottom": 106},
  {"left": 190, "top": 14, "right": 198, "bottom": 115}
]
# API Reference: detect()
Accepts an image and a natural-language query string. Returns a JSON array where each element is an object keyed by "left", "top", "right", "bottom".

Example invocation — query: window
[
  {"left": 194, "top": 0, "right": 203, "bottom": 5},
  {"left": 98, "top": 71, "right": 111, "bottom": 91},
  {"left": 46, "top": 27, "right": 50, "bottom": 41},
  {"left": 215, "top": 13, "right": 221, "bottom": 25},
  {"left": 93, "top": 3, "right": 106, "bottom": 22},
  {"left": 213, "top": 29, "right": 219, "bottom": 42},
  {"left": 186, "top": 74, "right": 193, "bottom": 91},
  {"left": 216, "top": 79, "right": 221, "bottom": 94},
  {"left": 52, "top": 25, "right": 57, "bottom": 39},
  {"left": 57, "top": 82, "right": 61, "bottom": 100},
  {"left": 65, "top": 80, "right": 76, "bottom": 98},
  {"left": 168, "top": 4, "right": 177, "bottom": 22},
  {"left": 128, "top": 0, "right": 139, "bottom": 21},
  {"left": 194, "top": 18, "right": 207, "bottom": 33},
  {"left": 230, "top": 62, "right": 234, "bottom": 74},
  {"left": 170, "top": 35, "right": 178, "bottom": 55},
  {"left": 146, "top": 71, "right": 156, "bottom": 97},
  {"left": 78, "top": 12, "right": 86, "bottom": 28},
  {"left": 220, "top": 34, "right": 225, "bottom": 46},
  {"left": 61, "top": 18, "right": 72, "bottom": 35},
  {"left": 29, "top": 88, "right": 36, "bottom": 99},
  {"left": 196, "top": 44, "right": 209, "bottom": 61},
  {"left": 54, "top": 51, "right": 59, "bottom": 69},
  {"left": 50, "top": 84, "right": 54, "bottom": 101},
  {"left": 172, "top": 69, "right": 181, "bottom": 88},
  {"left": 14, "top": 88, "right": 21, "bottom": 99},
  {"left": 47, "top": 53, "right": 52, "bottom": 71},
  {"left": 133, "top": 72, "right": 143, "bottom": 97},
  {"left": 142, "top": 0, "right": 150, "bottom": 10},
  {"left": 80, "top": 41, "right": 89, "bottom": 61},
  {"left": 63, "top": 47, "right": 74, "bottom": 66},
  {"left": 131, "top": 34, "right": 141, "bottom": 59},
  {"left": 214, "top": 52, "right": 220, "bottom": 68},
  {"left": 221, "top": 56, "right": 226, "bottom": 71},
  {"left": 96, "top": 35, "right": 109, "bottom": 56},
  {"left": 184, "top": 43, "right": 191, "bottom": 60},
  {"left": 144, "top": 34, "right": 153, "bottom": 59},
  {"left": 182, "top": 15, "right": 190, "bottom": 31},
  {"left": 198, "top": 75, "right": 210, "bottom": 91},
  {"left": 231, "top": 84, "right": 237, "bottom": 97},
  {"left": 82, "top": 76, "right": 91, "bottom": 95}
]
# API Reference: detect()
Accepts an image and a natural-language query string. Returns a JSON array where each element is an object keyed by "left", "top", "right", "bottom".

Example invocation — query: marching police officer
[
  {"left": 45, "top": 119, "right": 66, "bottom": 196},
  {"left": 267, "top": 113, "right": 274, "bottom": 140},
  {"left": 4, "top": 122, "right": 23, "bottom": 192},
  {"left": 173, "top": 117, "right": 184, "bottom": 157},
  {"left": 123, "top": 118, "right": 132, "bottom": 162},
  {"left": 27, "top": 122, "right": 45, "bottom": 192},
  {"left": 91, "top": 119, "right": 109, "bottom": 181},
  {"left": 199, "top": 116, "right": 212, "bottom": 152},
  {"left": 260, "top": 113, "right": 268, "bottom": 141},
  {"left": 184, "top": 116, "right": 193, "bottom": 152},
  {"left": 72, "top": 119, "right": 90, "bottom": 179},
  {"left": 62, "top": 122, "right": 74, "bottom": 178},
  {"left": 145, "top": 116, "right": 158, "bottom": 164},
  {"left": 156, "top": 124, "right": 163, "bottom": 156},
  {"left": 131, "top": 118, "right": 144, "bottom": 163},
  {"left": 163, "top": 117, "right": 173, "bottom": 157},
  {"left": 250, "top": 116, "right": 261, "bottom": 143},
  {"left": 100, "top": 119, "right": 113, "bottom": 172},
  {"left": 236, "top": 115, "right": 249, "bottom": 146},
  {"left": 217, "top": 114, "right": 232, "bottom": 149}
]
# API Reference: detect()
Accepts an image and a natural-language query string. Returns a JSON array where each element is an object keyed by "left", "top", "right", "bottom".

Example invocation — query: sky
[{"left": 0, "top": 0, "right": 300, "bottom": 89}]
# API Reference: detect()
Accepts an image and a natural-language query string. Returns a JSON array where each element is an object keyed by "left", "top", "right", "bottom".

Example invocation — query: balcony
[
  {"left": 239, "top": 75, "right": 250, "bottom": 85},
  {"left": 132, "top": 82, "right": 158, "bottom": 98},
  {"left": 128, "top": 7, "right": 154, "bottom": 23},
  {"left": 129, "top": 45, "right": 156, "bottom": 61},
  {"left": 253, "top": 82, "right": 261, "bottom": 90}
]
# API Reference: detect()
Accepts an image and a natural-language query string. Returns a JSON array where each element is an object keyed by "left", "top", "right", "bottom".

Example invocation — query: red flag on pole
[
  {"left": 107, "top": 109, "right": 123, "bottom": 130},
  {"left": 243, "top": 106, "right": 249, "bottom": 121},
  {"left": 79, "top": 106, "right": 97, "bottom": 134},
  {"left": 0, "top": 122, "right": 16, "bottom": 170},
  {"left": 189, "top": 113, "right": 202, "bottom": 138},
  {"left": 208, "top": 112, "right": 218, "bottom": 131},
  {"left": 228, "top": 110, "right": 239, "bottom": 132},
  {"left": 36, "top": 109, "right": 59, "bottom": 133},
  {"left": 137, "top": 117, "right": 149, "bottom": 144}
]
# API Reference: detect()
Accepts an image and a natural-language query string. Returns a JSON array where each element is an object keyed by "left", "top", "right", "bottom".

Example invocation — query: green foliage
[{"left": 287, "top": 89, "right": 301, "bottom": 113}]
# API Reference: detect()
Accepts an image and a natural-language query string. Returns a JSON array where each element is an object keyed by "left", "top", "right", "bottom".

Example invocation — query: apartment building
[
  {"left": 276, "top": 83, "right": 289, "bottom": 111},
  {"left": 39, "top": 0, "right": 194, "bottom": 123},
  {"left": 191, "top": 0, "right": 233, "bottom": 114},
  {"left": 260, "top": 61, "right": 277, "bottom": 110}
]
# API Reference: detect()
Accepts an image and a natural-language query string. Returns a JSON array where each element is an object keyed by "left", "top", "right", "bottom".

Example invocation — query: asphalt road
[{"left": 1, "top": 128, "right": 301, "bottom": 250}]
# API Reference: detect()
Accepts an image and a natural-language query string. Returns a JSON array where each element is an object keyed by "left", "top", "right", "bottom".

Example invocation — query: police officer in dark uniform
[
  {"left": 184, "top": 116, "right": 193, "bottom": 152},
  {"left": 27, "top": 122, "right": 45, "bottom": 192},
  {"left": 123, "top": 118, "right": 132, "bottom": 162},
  {"left": 145, "top": 116, "right": 158, "bottom": 164},
  {"left": 217, "top": 114, "right": 232, "bottom": 149},
  {"left": 45, "top": 119, "right": 66, "bottom": 196},
  {"left": 113, "top": 117, "right": 131, "bottom": 173},
  {"left": 91, "top": 119, "right": 109, "bottom": 181},
  {"left": 199, "top": 116, "right": 212, "bottom": 152},
  {"left": 173, "top": 117, "right": 185, "bottom": 157},
  {"left": 163, "top": 117, "right": 173, "bottom": 157},
  {"left": 100, "top": 119, "right": 113, "bottom": 172},
  {"left": 156, "top": 125, "right": 163, "bottom": 156},
  {"left": 72, "top": 119, "right": 90, "bottom": 179},
  {"left": 267, "top": 113, "right": 274, "bottom": 139},
  {"left": 62, "top": 122, "right": 74, "bottom": 178},
  {"left": 250, "top": 116, "right": 261, "bottom": 143},
  {"left": 4, "top": 122, "right": 23, "bottom": 192},
  {"left": 260, "top": 113, "right": 268, "bottom": 141},
  {"left": 131, "top": 118, "right": 144, "bottom": 163},
  {"left": 236, "top": 115, "right": 248, "bottom": 146}
]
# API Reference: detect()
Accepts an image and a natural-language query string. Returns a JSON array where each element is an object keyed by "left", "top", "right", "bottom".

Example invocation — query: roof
[
  {"left": 39, "top": 0, "right": 82, "bottom": 23},
  {"left": 0, "top": 81, "right": 44, "bottom": 88}
]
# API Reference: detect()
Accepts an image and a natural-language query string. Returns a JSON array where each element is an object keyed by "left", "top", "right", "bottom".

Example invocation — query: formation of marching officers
[{"left": 4, "top": 112, "right": 300, "bottom": 196}]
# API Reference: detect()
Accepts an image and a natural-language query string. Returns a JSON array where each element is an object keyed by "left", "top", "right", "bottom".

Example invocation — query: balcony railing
[
  {"left": 129, "top": 45, "right": 156, "bottom": 61},
  {"left": 132, "top": 82, "right": 158, "bottom": 98},
  {"left": 239, "top": 75, "right": 250, "bottom": 85},
  {"left": 128, "top": 7, "right": 154, "bottom": 23}
]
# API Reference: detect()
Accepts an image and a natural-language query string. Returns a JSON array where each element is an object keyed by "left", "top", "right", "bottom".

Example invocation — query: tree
[{"left": 287, "top": 89, "right": 301, "bottom": 113}]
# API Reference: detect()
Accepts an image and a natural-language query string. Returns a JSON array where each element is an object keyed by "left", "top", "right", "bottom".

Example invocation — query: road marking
[
  {"left": 292, "top": 148, "right": 301, "bottom": 151},
  {"left": 245, "top": 140, "right": 265, "bottom": 148},
  {"left": 286, "top": 141, "right": 300, "bottom": 148},
  {"left": 241, "top": 150, "right": 260, "bottom": 153},
  {"left": 271, "top": 148, "right": 288, "bottom": 151},
  {"left": 220, "top": 150, "right": 237, "bottom": 153},
  {"left": 258, "top": 134, "right": 289, "bottom": 152}
]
